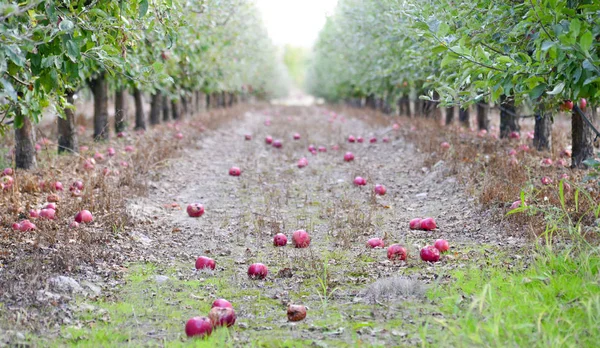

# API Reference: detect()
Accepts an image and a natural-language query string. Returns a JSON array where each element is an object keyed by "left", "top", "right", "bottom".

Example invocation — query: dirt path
[{"left": 37, "top": 105, "right": 526, "bottom": 346}]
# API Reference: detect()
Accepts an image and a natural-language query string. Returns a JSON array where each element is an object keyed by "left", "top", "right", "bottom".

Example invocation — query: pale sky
[{"left": 256, "top": 0, "right": 338, "bottom": 48}]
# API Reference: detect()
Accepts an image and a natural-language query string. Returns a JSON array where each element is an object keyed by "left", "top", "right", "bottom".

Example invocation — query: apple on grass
[
  {"left": 387, "top": 244, "right": 407, "bottom": 261},
  {"left": 212, "top": 299, "right": 233, "bottom": 309},
  {"left": 248, "top": 263, "right": 268, "bottom": 279},
  {"left": 287, "top": 304, "right": 307, "bottom": 322},
  {"left": 185, "top": 317, "right": 212, "bottom": 338},
  {"left": 434, "top": 239, "right": 449, "bottom": 253},
  {"left": 292, "top": 230, "right": 310, "bottom": 248},
  {"left": 195, "top": 256, "right": 216, "bottom": 270},
  {"left": 366, "top": 238, "right": 384, "bottom": 248},
  {"left": 209, "top": 307, "right": 236, "bottom": 327},
  {"left": 273, "top": 233, "right": 287, "bottom": 247},
  {"left": 75, "top": 210, "right": 93, "bottom": 223},
  {"left": 420, "top": 245, "right": 440, "bottom": 262}
]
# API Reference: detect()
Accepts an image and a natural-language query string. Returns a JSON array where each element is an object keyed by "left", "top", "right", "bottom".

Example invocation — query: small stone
[
  {"left": 49, "top": 276, "right": 84, "bottom": 294},
  {"left": 153, "top": 275, "right": 170, "bottom": 284}
]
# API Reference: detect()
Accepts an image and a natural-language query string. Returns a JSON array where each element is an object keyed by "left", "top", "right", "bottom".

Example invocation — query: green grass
[{"left": 429, "top": 245, "right": 600, "bottom": 347}]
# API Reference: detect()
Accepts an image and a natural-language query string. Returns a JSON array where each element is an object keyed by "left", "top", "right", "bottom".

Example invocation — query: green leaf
[
  {"left": 569, "top": 19, "right": 581, "bottom": 38},
  {"left": 437, "top": 22, "right": 450, "bottom": 37},
  {"left": 546, "top": 82, "right": 564, "bottom": 95},
  {"left": 583, "top": 76, "right": 600, "bottom": 85},
  {"left": 139, "top": 0, "right": 149, "bottom": 18},
  {"left": 59, "top": 19, "right": 74, "bottom": 32},
  {"left": 440, "top": 54, "right": 456, "bottom": 68},
  {"left": 541, "top": 41, "right": 554, "bottom": 51},
  {"left": 65, "top": 40, "right": 80, "bottom": 62},
  {"left": 580, "top": 31, "right": 593, "bottom": 52},
  {"left": 529, "top": 84, "right": 547, "bottom": 99},
  {"left": 432, "top": 45, "right": 448, "bottom": 54}
]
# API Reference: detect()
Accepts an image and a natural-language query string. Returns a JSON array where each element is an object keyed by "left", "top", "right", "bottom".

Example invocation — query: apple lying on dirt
[
  {"left": 75, "top": 210, "right": 93, "bottom": 223},
  {"left": 392, "top": 123, "right": 400, "bottom": 130},
  {"left": 434, "top": 239, "right": 449, "bottom": 253},
  {"left": 374, "top": 184, "right": 386, "bottom": 195},
  {"left": 409, "top": 218, "right": 422, "bottom": 230},
  {"left": 69, "top": 221, "right": 79, "bottom": 229},
  {"left": 39, "top": 208, "right": 56, "bottom": 220},
  {"left": 348, "top": 135, "right": 356, "bottom": 143},
  {"left": 508, "top": 149, "right": 517, "bottom": 156},
  {"left": 420, "top": 245, "right": 440, "bottom": 262},
  {"left": 2, "top": 168, "right": 13, "bottom": 176},
  {"left": 308, "top": 145, "right": 316, "bottom": 152},
  {"left": 125, "top": 145, "right": 135, "bottom": 153},
  {"left": 387, "top": 244, "right": 407, "bottom": 261},
  {"left": 29, "top": 209, "right": 40, "bottom": 218},
  {"left": 440, "top": 142, "right": 450, "bottom": 150},
  {"left": 229, "top": 167, "right": 241, "bottom": 176},
  {"left": 366, "top": 238, "right": 385, "bottom": 248},
  {"left": 382, "top": 137, "right": 390, "bottom": 143},
  {"left": 18, "top": 220, "right": 36, "bottom": 232},
  {"left": 247, "top": 263, "right": 268, "bottom": 279},
  {"left": 560, "top": 149, "right": 572, "bottom": 158},
  {"left": 293, "top": 133, "right": 301, "bottom": 140},
  {"left": 369, "top": 137, "right": 377, "bottom": 143},
  {"left": 185, "top": 317, "right": 213, "bottom": 338},
  {"left": 331, "top": 145, "right": 340, "bottom": 151},
  {"left": 2, "top": 175, "right": 14, "bottom": 188},
  {"left": 245, "top": 134, "right": 252, "bottom": 141},
  {"left": 273, "top": 233, "right": 288, "bottom": 247},
  {"left": 420, "top": 217, "right": 437, "bottom": 230},
  {"left": 510, "top": 200, "right": 526, "bottom": 209},
  {"left": 509, "top": 131, "right": 520, "bottom": 140},
  {"left": 357, "top": 136, "right": 364, "bottom": 143},
  {"left": 187, "top": 203, "right": 205, "bottom": 217},
  {"left": 212, "top": 299, "right": 233, "bottom": 309},
  {"left": 195, "top": 256, "right": 216, "bottom": 270},
  {"left": 209, "top": 307, "right": 236, "bottom": 328},
  {"left": 541, "top": 176, "right": 553, "bottom": 185},
  {"left": 297, "top": 158, "right": 308, "bottom": 168},
  {"left": 174, "top": 132, "right": 184, "bottom": 140},
  {"left": 83, "top": 159, "right": 95, "bottom": 170},
  {"left": 292, "top": 230, "right": 311, "bottom": 248},
  {"left": 354, "top": 176, "right": 367, "bottom": 186},
  {"left": 54, "top": 181, "right": 64, "bottom": 191},
  {"left": 94, "top": 152, "right": 105, "bottom": 162},
  {"left": 344, "top": 152, "right": 355, "bottom": 162},
  {"left": 518, "top": 144, "right": 530, "bottom": 152},
  {"left": 555, "top": 158, "right": 568, "bottom": 167},
  {"left": 265, "top": 136, "right": 273, "bottom": 144},
  {"left": 541, "top": 158, "right": 553, "bottom": 166},
  {"left": 272, "top": 140, "right": 283, "bottom": 148},
  {"left": 318, "top": 146, "right": 327, "bottom": 152},
  {"left": 287, "top": 304, "right": 307, "bottom": 322},
  {"left": 44, "top": 203, "right": 57, "bottom": 210},
  {"left": 71, "top": 180, "right": 84, "bottom": 191}
]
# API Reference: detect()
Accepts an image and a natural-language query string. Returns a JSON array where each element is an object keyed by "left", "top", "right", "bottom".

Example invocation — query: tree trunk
[
  {"left": 58, "top": 90, "right": 78, "bottom": 154},
  {"left": 459, "top": 107, "right": 470, "bottom": 127},
  {"left": 115, "top": 87, "right": 127, "bottom": 134},
  {"left": 365, "top": 94, "right": 376, "bottom": 109},
  {"left": 171, "top": 99, "right": 179, "bottom": 120},
  {"left": 206, "top": 93, "right": 211, "bottom": 109},
  {"left": 89, "top": 73, "right": 109, "bottom": 141},
  {"left": 571, "top": 105, "right": 596, "bottom": 168},
  {"left": 533, "top": 104, "right": 552, "bottom": 152},
  {"left": 14, "top": 107, "right": 37, "bottom": 169},
  {"left": 499, "top": 96, "right": 520, "bottom": 138},
  {"left": 133, "top": 88, "right": 146, "bottom": 130},
  {"left": 162, "top": 95, "right": 170, "bottom": 122},
  {"left": 149, "top": 92, "right": 162, "bottom": 126},
  {"left": 476, "top": 103, "right": 489, "bottom": 130},
  {"left": 402, "top": 95, "right": 411, "bottom": 117},
  {"left": 445, "top": 107, "right": 454, "bottom": 125},
  {"left": 181, "top": 94, "right": 188, "bottom": 117}
]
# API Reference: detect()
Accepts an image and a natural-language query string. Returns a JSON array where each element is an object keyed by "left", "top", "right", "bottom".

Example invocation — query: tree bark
[
  {"left": 365, "top": 94, "right": 376, "bottom": 109},
  {"left": 445, "top": 107, "right": 454, "bottom": 125},
  {"left": 571, "top": 105, "right": 596, "bottom": 168},
  {"left": 149, "top": 92, "right": 162, "bottom": 126},
  {"left": 14, "top": 107, "right": 37, "bottom": 169},
  {"left": 402, "top": 95, "right": 411, "bottom": 117},
  {"left": 459, "top": 107, "right": 470, "bottom": 128},
  {"left": 115, "top": 87, "right": 127, "bottom": 134},
  {"left": 499, "top": 96, "right": 520, "bottom": 138},
  {"left": 89, "top": 73, "right": 109, "bottom": 141},
  {"left": 206, "top": 93, "right": 211, "bottom": 109},
  {"left": 171, "top": 99, "right": 179, "bottom": 120},
  {"left": 476, "top": 103, "right": 489, "bottom": 130},
  {"left": 533, "top": 104, "right": 552, "bottom": 152},
  {"left": 58, "top": 90, "right": 78, "bottom": 154},
  {"left": 162, "top": 95, "right": 170, "bottom": 122},
  {"left": 133, "top": 88, "right": 146, "bottom": 130}
]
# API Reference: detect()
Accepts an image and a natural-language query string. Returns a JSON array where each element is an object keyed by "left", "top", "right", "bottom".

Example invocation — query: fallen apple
[
  {"left": 39, "top": 208, "right": 56, "bottom": 220},
  {"left": 75, "top": 210, "right": 93, "bottom": 223},
  {"left": 245, "top": 134, "right": 252, "bottom": 141},
  {"left": 348, "top": 135, "right": 356, "bottom": 143},
  {"left": 369, "top": 137, "right": 377, "bottom": 143},
  {"left": 47, "top": 194, "right": 60, "bottom": 202},
  {"left": 366, "top": 238, "right": 385, "bottom": 248},
  {"left": 195, "top": 256, "right": 216, "bottom": 270},
  {"left": 357, "top": 136, "right": 364, "bottom": 143},
  {"left": 212, "top": 299, "right": 233, "bottom": 309},
  {"left": 19, "top": 220, "right": 36, "bottom": 232},
  {"left": 344, "top": 152, "right": 355, "bottom": 162},
  {"left": 2, "top": 168, "right": 13, "bottom": 176},
  {"left": 209, "top": 307, "right": 236, "bottom": 328},
  {"left": 318, "top": 146, "right": 327, "bottom": 152},
  {"left": 354, "top": 176, "right": 367, "bottom": 186},
  {"left": 247, "top": 263, "right": 268, "bottom": 279},
  {"left": 374, "top": 184, "right": 386, "bottom": 195},
  {"left": 287, "top": 304, "right": 307, "bottom": 322},
  {"left": 293, "top": 133, "right": 301, "bottom": 140},
  {"left": 187, "top": 203, "right": 205, "bottom": 217},
  {"left": 273, "top": 233, "right": 288, "bottom": 247},
  {"left": 440, "top": 142, "right": 450, "bottom": 150},
  {"left": 420, "top": 217, "right": 437, "bottom": 231},
  {"left": 409, "top": 218, "right": 422, "bottom": 230},
  {"left": 272, "top": 140, "right": 283, "bottom": 148},
  {"left": 229, "top": 167, "right": 241, "bottom": 176},
  {"left": 434, "top": 239, "right": 449, "bottom": 253},
  {"left": 29, "top": 209, "right": 40, "bottom": 218},
  {"left": 420, "top": 245, "right": 440, "bottom": 262},
  {"left": 185, "top": 317, "right": 213, "bottom": 338},
  {"left": 292, "top": 230, "right": 311, "bottom": 248},
  {"left": 387, "top": 244, "right": 408, "bottom": 261},
  {"left": 265, "top": 136, "right": 273, "bottom": 144},
  {"left": 541, "top": 176, "right": 553, "bottom": 185},
  {"left": 297, "top": 158, "right": 308, "bottom": 168},
  {"left": 54, "top": 181, "right": 64, "bottom": 191}
]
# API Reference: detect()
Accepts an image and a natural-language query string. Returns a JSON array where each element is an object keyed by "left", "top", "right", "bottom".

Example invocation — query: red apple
[
  {"left": 318, "top": 146, "right": 327, "bottom": 152},
  {"left": 541, "top": 176, "right": 553, "bottom": 185},
  {"left": 440, "top": 142, "right": 450, "bottom": 150},
  {"left": 287, "top": 304, "right": 307, "bottom": 322},
  {"left": 265, "top": 136, "right": 273, "bottom": 145},
  {"left": 357, "top": 136, "right": 364, "bottom": 143},
  {"left": 12, "top": 222, "right": 21, "bottom": 231},
  {"left": 54, "top": 181, "right": 64, "bottom": 191},
  {"left": 366, "top": 238, "right": 385, "bottom": 248},
  {"left": 387, "top": 244, "right": 408, "bottom": 261},
  {"left": 247, "top": 263, "right": 268, "bottom": 279},
  {"left": 94, "top": 152, "right": 105, "bottom": 162},
  {"left": 308, "top": 145, "right": 316, "bottom": 152},
  {"left": 244, "top": 134, "right": 252, "bottom": 141},
  {"left": 69, "top": 221, "right": 80, "bottom": 229},
  {"left": 509, "top": 131, "right": 520, "bottom": 140},
  {"left": 2, "top": 168, "right": 13, "bottom": 176},
  {"left": 392, "top": 123, "right": 400, "bottom": 130},
  {"left": 409, "top": 218, "right": 422, "bottom": 230},
  {"left": 344, "top": 152, "right": 354, "bottom": 162},
  {"left": 541, "top": 158, "right": 553, "bottom": 166},
  {"left": 212, "top": 299, "right": 233, "bottom": 309},
  {"left": 580, "top": 98, "right": 587, "bottom": 110},
  {"left": 560, "top": 149, "right": 572, "bottom": 158},
  {"left": 272, "top": 140, "right": 283, "bottom": 148},
  {"left": 354, "top": 176, "right": 367, "bottom": 186},
  {"left": 229, "top": 167, "right": 241, "bottom": 176},
  {"left": 117, "top": 132, "right": 126, "bottom": 138},
  {"left": 293, "top": 133, "right": 301, "bottom": 140},
  {"left": 526, "top": 131, "right": 534, "bottom": 139},
  {"left": 369, "top": 137, "right": 377, "bottom": 143},
  {"left": 1, "top": 175, "right": 14, "bottom": 188},
  {"left": 273, "top": 233, "right": 288, "bottom": 247},
  {"left": 560, "top": 173, "right": 569, "bottom": 180},
  {"left": 420, "top": 217, "right": 437, "bottom": 231},
  {"left": 174, "top": 132, "right": 184, "bottom": 140},
  {"left": 562, "top": 100, "right": 574, "bottom": 111},
  {"left": 382, "top": 137, "right": 390, "bottom": 143},
  {"left": 297, "top": 158, "right": 308, "bottom": 168},
  {"left": 374, "top": 184, "right": 386, "bottom": 195},
  {"left": 508, "top": 149, "right": 517, "bottom": 156},
  {"left": 331, "top": 145, "right": 339, "bottom": 151},
  {"left": 29, "top": 209, "right": 40, "bottom": 218},
  {"left": 75, "top": 210, "right": 93, "bottom": 223},
  {"left": 420, "top": 245, "right": 440, "bottom": 262},
  {"left": 348, "top": 135, "right": 356, "bottom": 143},
  {"left": 19, "top": 220, "right": 36, "bottom": 232},
  {"left": 125, "top": 145, "right": 135, "bottom": 153},
  {"left": 292, "top": 230, "right": 311, "bottom": 248},
  {"left": 195, "top": 256, "right": 216, "bottom": 270},
  {"left": 39, "top": 208, "right": 56, "bottom": 220},
  {"left": 518, "top": 144, "right": 530, "bottom": 152},
  {"left": 71, "top": 180, "right": 84, "bottom": 191},
  {"left": 209, "top": 307, "right": 236, "bottom": 328},
  {"left": 434, "top": 239, "right": 449, "bottom": 253},
  {"left": 44, "top": 203, "right": 56, "bottom": 210},
  {"left": 120, "top": 161, "right": 129, "bottom": 168},
  {"left": 83, "top": 159, "right": 95, "bottom": 170},
  {"left": 187, "top": 203, "right": 205, "bottom": 218},
  {"left": 185, "top": 317, "right": 213, "bottom": 338}
]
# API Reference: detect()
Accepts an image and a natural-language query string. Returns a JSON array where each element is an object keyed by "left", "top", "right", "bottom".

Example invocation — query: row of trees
[
  {"left": 307, "top": 0, "right": 599, "bottom": 168},
  {"left": 1, "top": 0, "right": 289, "bottom": 169}
]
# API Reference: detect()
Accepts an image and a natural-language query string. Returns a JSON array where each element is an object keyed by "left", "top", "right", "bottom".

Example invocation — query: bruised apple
[
  {"left": 387, "top": 244, "right": 407, "bottom": 261},
  {"left": 292, "top": 230, "right": 311, "bottom": 248},
  {"left": 247, "top": 263, "right": 268, "bottom": 279},
  {"left": 434, "top": 239, "right": 449, "bottom": 253},
  {"left": 420, "top": 245, "right": 440, "bottom": 262},
  {"left": 420, "top": 217, "right": 437, "bottom": 230},
  {"left": 366, "top": 238, "right": 385, "bottom": 248},
  {"left": 374, "top": 184, "right": 386, "bottom": 195},
  {"left": 273, "top": 233, "right": 288, "bottom": 247},
  {"left": 187, "top": 203, "right": 205, "bottom": 217},
  {"left": 409, "top": 218, "right": 422, "bottom": 230},
  {"left": 212, "top": 299, "right": 233, "bottom": 309},
  {"left": 209, "top": 307, "right": 236, "bottom": 327},
  {"left": 287, "top": 304, "right": 307, "bottom": 322}
]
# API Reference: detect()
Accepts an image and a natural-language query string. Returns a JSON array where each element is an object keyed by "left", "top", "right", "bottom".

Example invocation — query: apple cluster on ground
[{"left": 181, "top": 115, "right": 451, "bottom": 340}]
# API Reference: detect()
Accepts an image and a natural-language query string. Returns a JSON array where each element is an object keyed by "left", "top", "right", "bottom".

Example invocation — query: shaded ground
[{"left": 12, "top": 105, "right": 528, "bottom": 346}]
